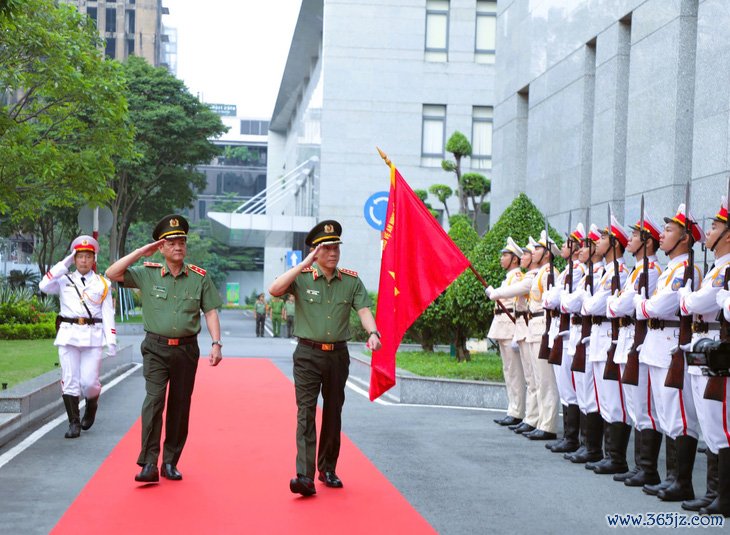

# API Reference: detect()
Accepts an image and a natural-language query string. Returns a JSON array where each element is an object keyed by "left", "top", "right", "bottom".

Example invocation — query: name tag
[
  {"left": 306, "top": 289, "right": 320, "bottom": 296},
  {"left": 152, "top": 285, "right": 167, "bottom": 299}
]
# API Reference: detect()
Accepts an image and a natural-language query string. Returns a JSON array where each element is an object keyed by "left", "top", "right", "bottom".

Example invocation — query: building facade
[
  {"left": 266, "top": 0, "right": 497, "bottom": 290},
  {"left": 492, "top": 0, "right": 728, "bottom": 234},
  {"left": 64, "top": 0, "right": 168, "bottom": 66}
]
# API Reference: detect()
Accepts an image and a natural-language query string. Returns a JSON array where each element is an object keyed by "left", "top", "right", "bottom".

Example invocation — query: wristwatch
[
  {"left": 369, "top": 331, "right": 381, "bottom": 339},
  {"left": 211, "top": 340, "right": 223, "bottom": 348}
]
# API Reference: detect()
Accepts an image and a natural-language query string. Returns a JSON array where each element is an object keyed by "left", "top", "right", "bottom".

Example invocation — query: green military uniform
[
  {"left": 123, "top": 216, "right": 222, "bottom": 468},
  {"left": 269, "top": 297, "right": 284, "bottom": 337},
  {"left": 285, "top": 300, "right": 296, "bottom": 338},
  {"left": 288, "top": 262, "right": 371, "bottom": 479},
  {"left": 254, "top": 299, "right": 267, "bottom": 337}
]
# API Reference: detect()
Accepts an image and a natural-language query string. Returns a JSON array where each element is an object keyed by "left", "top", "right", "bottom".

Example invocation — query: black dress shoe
[
  {"left": 318, "top": 471, "right": 343, "bottom": 488},
  {"left": 494, "top": 416, "right": 523, "bottom": 426},
  {"left": 161, "top": 463, "right": 183, "bottom": 480},
  {"left": 527, "top": 430, "right": 557, "bottom": 441},
  {"left": 290, "top": 475, "right": 316, "bottom": 496},
  {"left": 134, "top": 464, "right": 159, "bottom": 483},
  {"left": 513, "top": 423, "right": 536, "bottom": 434}
]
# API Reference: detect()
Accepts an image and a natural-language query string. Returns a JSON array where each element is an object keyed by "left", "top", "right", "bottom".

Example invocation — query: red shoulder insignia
[
  {"left": 188, "top": 264, "right": 206, "bottom": 277},
  {"left": 340, "top": 268, "right": 358, "bottom": 277},
  {"left": 301, "top": 267, "right": 315, "bottom": 273},
  {"left": 143, "top": 262, "right": 162, "bottom": 268}
]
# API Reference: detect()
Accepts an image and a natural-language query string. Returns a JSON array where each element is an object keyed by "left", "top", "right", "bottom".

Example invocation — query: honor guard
[
  {"left": 681, "top": 197, "right": 730, "bottom": 516},
  {"left": 106, "top": 214, "right": 224, "bottom": 484},
  {"left": 633, "top": 203, "right": 702, "bottom": 501},
  {"left": 486, "top": 237, "right": 528, "bottom": 427},
  {"left": 39, "top": 236, "right": 116, "bottom": 439},
  {"left": 268, "top": 220, "right": 381, "bottom": 496}
]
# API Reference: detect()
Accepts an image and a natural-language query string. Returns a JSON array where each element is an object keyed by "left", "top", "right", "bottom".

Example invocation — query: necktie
[{"left": 80, "top": 276, "right": 86, "bottom": 286}]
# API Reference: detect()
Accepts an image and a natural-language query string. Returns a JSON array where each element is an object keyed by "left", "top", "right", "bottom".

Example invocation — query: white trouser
[
  {"left": 646, "top": 364, "right": 698, "bottom": 440},
  {"left": 498, "top": 340, "right": 526, "bottom": 419},
  {"left": 59, "top": 345, "right": 102, "bottom": 398},
  {"left": 528, "top": 341, "right": 560, "bottom": 433},
  {"left": 593, "top": 361, "right": 628, "bottom": 424},
  {"left": 575, "top": 358, "right": 599, "bottom": 414},
  {"left": 553, "top": 345, "right": 577, "bottom": 406},
  {"left": 690, "top": 374, "right": 730, "bottom": 454},
  {"left": 621, "top": 363, "right": 657, "bottom": 431},
  {"left": 517, "top": 339, "right": 539, "bottom": 427}
]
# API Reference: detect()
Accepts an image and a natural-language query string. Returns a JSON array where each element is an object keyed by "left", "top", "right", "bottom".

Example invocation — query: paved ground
[{"left": 0, "top": 310, "right": 721, "bottom": 534}]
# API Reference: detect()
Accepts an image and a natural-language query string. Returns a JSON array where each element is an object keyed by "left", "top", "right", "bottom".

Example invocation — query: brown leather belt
[
  {"left": 550, "top": 309, "right": 560, "bottom": 318},
  {"left": 495, "top": 308, "right": 515, "bottom": 315},
  {"left": 648, "top": 319, "right": 682, "bottom": 330},
  {"left": 146, "top": 333, "right": 198, "bottom": 346},
  {"left": 529, "top": 311, "right": 544, "bottom": 318},
  {"left": 298, "top": 338, "right": 347, "bottom": 352},
  {"left": 619, "top": 317, "right": 634, "bottom": 328},
  {"left": 571, "top": 315, "right": 582, "bottom": 326},
  {"left": 691, "top": 321, "right": 710, "bottom": 334},
  {"left": 58, "top": 316, "right": 101, "bottom": 325},
  {"left": 591, "top": 315, "right": 609, "bottom": 325}
]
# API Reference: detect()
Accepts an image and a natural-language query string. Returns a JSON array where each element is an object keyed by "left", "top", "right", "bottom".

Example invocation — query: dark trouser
[
  {"left": 293, "top": 343, "right": 349, "bottom": 478},
  {"left": 137, "top": 336, "right": 199, "bottom": 467},
  {"left": 287, "top": 317, "right": 295, "bottom": 338},
  {"left": 255, "top": 313, "right": 265, "bottom": 337}
]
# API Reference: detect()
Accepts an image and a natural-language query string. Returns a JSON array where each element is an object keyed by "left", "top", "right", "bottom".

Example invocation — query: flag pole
[{"left": 375, "top": 147, "right": 514, "bottom": 323}]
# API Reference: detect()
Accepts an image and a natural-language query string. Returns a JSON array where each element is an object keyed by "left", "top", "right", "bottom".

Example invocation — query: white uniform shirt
[
  {"left": 584, "top": 258, "right": 628, "bottom": 362},
  {"left": 560, "top": 260, "right": 605, "bottom": 314},
  {"left": 39, "top": 261, "right": 116, "bottom": 348}
]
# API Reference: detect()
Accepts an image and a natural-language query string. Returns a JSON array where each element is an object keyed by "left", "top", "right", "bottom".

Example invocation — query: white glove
[
  {"left": 106, "top": 344, "right": 117, "bottom": 357},
  {"left": 633, "top": 288, "right": 647, "bottom": 316},
  {"left": 715, "top": 288, "right": 730, "bottom": 309},
  {"left": 510, "top": 337, "right": 519, "bottom": 350},
  {"left": 485, "top": 286, "right": 495, "bottom": 300},
  {"left": 677, "top": 280, "right": 692, "bottom": 300},
  {"left": 63, "top": 251, "right": 76, "bottom": 268}
]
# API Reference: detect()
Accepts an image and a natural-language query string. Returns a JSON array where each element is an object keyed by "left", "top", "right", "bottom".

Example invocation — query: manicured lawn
[
  {"left": 396, "top": 351, "right": 504, "bottom": 382},
  {"left": 0, "top": 339, "right": 59, "bottom": 389}
]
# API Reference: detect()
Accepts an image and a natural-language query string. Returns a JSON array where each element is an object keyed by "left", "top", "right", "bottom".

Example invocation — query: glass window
[
  {"left": 125, "top": 10, "right": 135, "bottom": 34},
  {"left": 472, "top": 106, "right": 493, "bottom": 169},
  {"left": 127, "top": 38, "right": 134, "bottom": 56},
  {"left": 422, "top": 104, "right": 446, "bottom": 158},
  {"left": 105, "top": 7, "right": 117, "bottom": 33},
  {"left": 198, "top": 200, "right": 206, "bottom": 220},
  {"left": 475, "top": 1, "right": 497, "bottom": 64},
  {"left": 105, "top": 37, "right": 116, "bottom": 59},
  {"left": 425, "top": 0, "right": 449, "bottom": 62},
  {"left": 86, "top": 6, "right": 97, "bottom": 25}
]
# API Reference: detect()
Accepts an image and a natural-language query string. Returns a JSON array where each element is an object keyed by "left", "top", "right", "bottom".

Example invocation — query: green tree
[
  {"left": 108, "top": 57, "right": 227, "bottom": 261},
  {"left": 441, "top": 131, "right": 472, "bottom": 215},
  {"left": 0, "top": 0, "right": 132, "bottom": 222},
  {"left": 442, "top": 219, "right": 481, "bottom": 362},
  {"left": 461, "top": 172, "right": 491, "bottom": 228},
  {"left": 429, "top": 184, "right": 453, "bottom": 219}
]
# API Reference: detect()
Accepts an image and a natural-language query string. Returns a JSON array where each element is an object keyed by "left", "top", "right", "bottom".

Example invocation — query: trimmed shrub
[{"left": 0, "top": 321, "right": 56, "bottom": 339}]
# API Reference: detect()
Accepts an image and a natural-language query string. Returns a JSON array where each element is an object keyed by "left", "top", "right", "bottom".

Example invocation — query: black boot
[
  {"left": 683, "top": 451, "right": 718, "bottom": 511},
  {"left": 700, "top": 447, "right": 730, "bottom": 517},
  {"left": 551, "top": 404, "right": 580, "bottom": 453},
  {"left": 81, "top": 396, "right": 99, "bottom": 431},
  {"left": 658, "top": 435, "right": 697, "bottom": 501},
  {"left": 643, "top": 436, "right": 676, "bottom": 494},
  {"left": 545, "top": 405, "right": 567, "bottom": 450},
  {"left": 570, "top": 412, "right": 604, "bottom": 464},
  {"left": 615, "top": 427, "right": 641, "bottom": 482},
  {"left": 625, "top": 429, "right": 662, "bottom": 487},
  {"left": 594, "top": 422, "right": 631, "bottom": 475},
  {"left": 62, "top": 394, "right": 81, "bottom": 439},
  {"left": 587, "top": 420, "right": 612, "bottom": 471}
]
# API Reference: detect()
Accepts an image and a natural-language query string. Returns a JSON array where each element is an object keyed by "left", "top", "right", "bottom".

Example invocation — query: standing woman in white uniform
[{"left": 39, "top": 236, "right": 116, "bottom": 438}]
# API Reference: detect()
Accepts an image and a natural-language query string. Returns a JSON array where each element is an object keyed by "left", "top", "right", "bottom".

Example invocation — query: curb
[{"left": 0, "top": 345, "right": 136, "bottom": 448}]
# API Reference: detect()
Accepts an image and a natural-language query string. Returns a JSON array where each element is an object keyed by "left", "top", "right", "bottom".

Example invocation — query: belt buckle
[
  {"left": 168, "top": 338, "right": 180, "bottom": 346},
  {"left": 321, "top": 343, "right": 334, "bottom": 351},
  {"left": 77, "top": 318, "right": 85, "bottom": 325}
]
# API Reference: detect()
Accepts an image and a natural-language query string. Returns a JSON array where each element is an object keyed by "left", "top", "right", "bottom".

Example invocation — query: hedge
[{"left": 0, "top": 322, "right": 56, "bottom": 340}]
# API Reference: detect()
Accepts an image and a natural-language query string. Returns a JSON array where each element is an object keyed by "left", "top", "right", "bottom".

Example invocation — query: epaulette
[
  {"left": 143, "top": 262, "right": 162, "bottom": 268},
  {"left": 188, "top": 264, "right": 206, "bottom": 277},
  {"left": 340, "top": 268, "right": 358, "bottom": 277},
  {"left": 301, "top": 267, "right": 315, "bottom": 273}
]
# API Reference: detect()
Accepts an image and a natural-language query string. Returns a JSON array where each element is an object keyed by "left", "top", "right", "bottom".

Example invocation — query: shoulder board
[
  {"left": 143, "top": 262, "right": 162, "bottom": 268},
  {"left": 340, "top": 268, "right": 358, "bottom": 277},
  {"left": 188, "top": 264, "right": 206, "bottom": 277},
  {"left": 301, "top": 267, "right": 315, "bottom": 273}
]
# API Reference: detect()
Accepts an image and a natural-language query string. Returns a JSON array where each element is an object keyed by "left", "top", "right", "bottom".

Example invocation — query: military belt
[
  {"left": 146, "top": 332, "right": 198, "bottom": 346},
  {"left": 591, "top": 315, "right": 609, "bottom": 325},
  {"left": 528, "top": 311, "right": 544, "bottom": 319},
  {"left": 647, "top": 319, "right": 682, "bottom": 330},
  {"left": 550, "top": 309, "right": 560, "bottom": 318},
  {"left": 495, "top": 308, "right": 515, "bottom": 315},
  {"left": 58, "top": 316, "right": 101, "bottom": 326},
  {"left": 298, "top": 338, "right": 347, "bottom": 352},
  {"left": 619, "top": 317, "right": 634, "bottom": 328},
  {"left": 571, "top": 315, "right": 582, "bottom": 326},
  {"left": 691, "top": 321, "right": 713, "bottom": 334}
]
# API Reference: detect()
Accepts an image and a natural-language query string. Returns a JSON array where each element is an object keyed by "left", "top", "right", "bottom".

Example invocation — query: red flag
[{"left": 370, "top": 164, "right": 471, "bottom": 400}]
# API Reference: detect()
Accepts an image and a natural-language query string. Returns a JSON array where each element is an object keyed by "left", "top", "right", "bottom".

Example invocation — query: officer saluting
[
  {"left": 269, "top": 220, "right": 381, "bottom": 497},
  {"left": 106, "top": 214, "right": 223, "bottom": 484},
  {"left": 39, "top": 236, "right": 116, "bottom": 439}
]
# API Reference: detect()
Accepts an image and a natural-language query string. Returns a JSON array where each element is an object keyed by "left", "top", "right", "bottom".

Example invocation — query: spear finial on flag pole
[{"left": 376, "top": 146, "right": 392, "bottom": 167}]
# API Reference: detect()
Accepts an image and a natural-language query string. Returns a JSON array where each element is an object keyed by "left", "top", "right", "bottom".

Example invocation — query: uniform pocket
[
  {"left": 304, "top": 290, "right": 322, "bottom": 304},
  {"left": 183, "top": 297, "right": 200, "bottom": 312}
]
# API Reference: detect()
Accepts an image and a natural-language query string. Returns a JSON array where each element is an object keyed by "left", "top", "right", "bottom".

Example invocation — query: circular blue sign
[{"left": 364, "top": 191, "right": 390, "bottom": 230}]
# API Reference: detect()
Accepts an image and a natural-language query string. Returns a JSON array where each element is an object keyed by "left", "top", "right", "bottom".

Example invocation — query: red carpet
[{"left": 52, "top": 359, "right": 435, "bottom": 534}]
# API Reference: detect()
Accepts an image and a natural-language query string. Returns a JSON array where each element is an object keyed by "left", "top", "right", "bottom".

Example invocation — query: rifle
[
  {"left": 604, "top": 204, "right": 621, "bottom": 381},
  {"left": 538, "top": 215, "right": 555, "bottom": 360},
  {"left": 622, "top": 195, "right": 647, "bottom": 386},
  {"left": 549, "top": 212, "right": 573, "bottom": 365},
  {"left": 665, "top": 183, "right": 694, "bottom": 390},
  {"left": 572, "top": 207, "right": 592, "bottom": 373}
]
